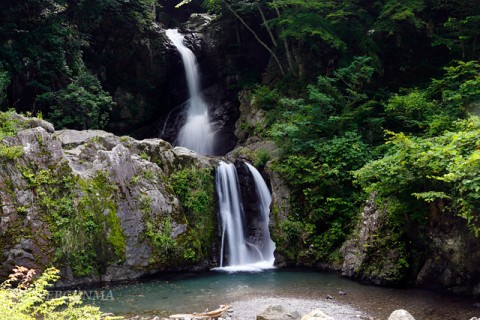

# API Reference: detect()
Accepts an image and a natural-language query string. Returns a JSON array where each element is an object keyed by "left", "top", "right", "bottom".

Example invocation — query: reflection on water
[{"left": 84, "top": 269, "right": 479, "bottom": 319}]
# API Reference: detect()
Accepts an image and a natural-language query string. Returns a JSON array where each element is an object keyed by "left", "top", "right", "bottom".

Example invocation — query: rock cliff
[
  {"left": 340, "top": 193, "right": 480, "bottom": 295},
  {"left": 0, "top": 112, "right": 219, "bottom": 286}
]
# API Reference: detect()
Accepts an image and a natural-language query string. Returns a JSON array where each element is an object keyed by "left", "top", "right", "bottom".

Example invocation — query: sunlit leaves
[{"left": 354, "top": 116, "right": 480, "bottom": 235}]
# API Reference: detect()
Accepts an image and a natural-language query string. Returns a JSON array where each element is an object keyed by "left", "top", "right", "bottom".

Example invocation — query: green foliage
[
  {"left": 272, "top": 132, "right": 371, "bottom": 259},
  {"left": 272, "top": 9, "right": 346, "bottom": 50},
  {"left": 0, "top": 111, "right": 24, "bottom": 160},
  {"left": 375, "top": 0, "right": 426, "bottom": 34},
  {"left": 0, "top": 0, "right": 156, "bottom": 125},
  {"left": 18, "top": 164, "right": 124, "bottom": 276},
  {"left": 63, "top": 171, "right": 125, "bottom": 276},
  {"left": 255, "top": 56, "right": 479, "bottom": 267},
  {"left": 384, "top": 60, "right": 479, "bottom": 135},
  {"left": 0, "top": 266, "right": 121, "bottom": 320},
  {"left": 276, "top": 219, "right": 305, "bottom": 260},
  {"left": 38, "top": 70, "right": 114, "bottom": 130},
  {"left": 253, "top": 85, "right": 280, "bottom": 111},
  {"left": 170, "top": 166, "right": 215, "bottom": 263},
  {"left": 269, "top": 56, "right": 376, "bottom": 149},
  {"left": 259, "top": 57, "right": 377, "bottom": 261},
  {"left": 0, "top": 64, "right": 9, "bottom": 106},
  {"left": 140, "top": 166, "right": 214, "bottom": 265},
  {"left": 145, "top": 217, "right": 177, "bottom": 259},
  {"left": 429, "top": 60, "right": 480, "bottom": 113},
  {"left": 254, "top": 149, "right": 271, "bottom": 167},
  {"left": 431, "top": 0, "right": 480, "bottom": 60},
  {"left": 171, "top": 167, "right": 215, "bottom": 218},
  {"left": 0, "top": 144, "right": 24, "bottom": 160},
  {"left": 355, "top": 116, "right": 480, "bottom": 236},
  {"left": 0, "top": 110, "right": 24, "bottom": 160},
  {"left": 0, "top": 110, "right": 21, "bottom": 140}
]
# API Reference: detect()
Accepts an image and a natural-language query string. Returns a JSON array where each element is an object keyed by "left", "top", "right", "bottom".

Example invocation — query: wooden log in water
[{"left": 169, "top": 304, "right": 230, "bottom": 320}]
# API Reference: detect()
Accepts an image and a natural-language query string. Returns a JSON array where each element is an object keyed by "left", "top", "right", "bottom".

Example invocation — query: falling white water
[
  {"left": 245, "top": 163, "right": 276, "bottom": 264},
  {"left": 215, "top": 161, "right": 275, "bottom": 272},
  {"left": 165, "top": 29, "right": 215, "bottom": 155}
]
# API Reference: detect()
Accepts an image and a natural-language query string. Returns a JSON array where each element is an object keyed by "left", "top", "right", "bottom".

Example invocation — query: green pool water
[{"left": 77, "top": 269, "right": 478, "bottom": 319}]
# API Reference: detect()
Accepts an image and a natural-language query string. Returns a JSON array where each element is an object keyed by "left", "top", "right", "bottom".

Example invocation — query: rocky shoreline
[{"left": 123, "top": 296, "right": 425, "bottom": 320}]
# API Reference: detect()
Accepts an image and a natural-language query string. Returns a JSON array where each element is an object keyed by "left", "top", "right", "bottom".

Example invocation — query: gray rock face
[
  {"left": 340, "top": 192, "right": 480, "bottom": 293},
  {"left": 340, "top": 195, "right": 381, "bottom": 278},
  {"left": 1, "top": 126, "right": 65, "bottom": 275},
  {"left": 387, "top": 309, "right": 416, "bottom": 320},
  {"left": 0, "top": 116, "right": 219, "bottom": 285},
  {"left": 339, "top": 193, "right": 408, "bottom": 285},
  {"left": 414, "top": 200, "right": 480, "bottom": 295},
  {"left": 182, "top": 13, "right": 217, "bottom": 33},
  {"left": 256, "top": 305, "right": 301, "bottom": 320}
]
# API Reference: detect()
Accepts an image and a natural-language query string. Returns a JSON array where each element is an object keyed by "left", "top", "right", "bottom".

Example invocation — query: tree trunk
[
  {"left": 274, "top": 6, "right": 297, "bottom": 77},
  {"left": 255, "top": 1, "right": 277, "bottom": 47},
  {"left": 222, "top": 0, "right": 285, "bottom": 77}
]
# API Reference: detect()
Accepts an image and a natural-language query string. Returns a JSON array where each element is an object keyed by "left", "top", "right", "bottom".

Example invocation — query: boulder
[
  {"left": 0, "top": 114, "right": 220, "bottom": 285},
  {"left": 387, "top": 309, "right": 415, "bottom": 320},
  {"left": 256, "top": 305, "right": 301, "bottom": 320}
]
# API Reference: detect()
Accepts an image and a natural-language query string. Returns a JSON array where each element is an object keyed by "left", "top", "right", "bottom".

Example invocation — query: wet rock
[
  {"left": 387, "top": 309, "right": 415, "bottom": 320},
  {"left": 235, "top": 161, "right": 262, "bottom": 245},
  {"left": 158, "top": 84, "right": 239, "bottom": 156},
  {"left": 256, "top": 305, "right": 301, "bottom": 320},
  {"left": 182, "top": 13, "right": 217, "bottom": 33},
  {"left": 301, "top": 310, "right": 334, "bottom": 320}
]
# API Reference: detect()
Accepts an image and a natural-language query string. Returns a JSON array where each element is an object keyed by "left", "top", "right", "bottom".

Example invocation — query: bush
[
  {"left": 38, "top": 70, "right": 114, "bottom": 130},
  {"left": 0, "top": 266, "right": 121, "bottom": 320}
]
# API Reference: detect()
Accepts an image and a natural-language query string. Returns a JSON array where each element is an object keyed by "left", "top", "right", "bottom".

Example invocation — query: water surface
[{"left": 87, "top": 269, "right": 479, "bottom": 319}]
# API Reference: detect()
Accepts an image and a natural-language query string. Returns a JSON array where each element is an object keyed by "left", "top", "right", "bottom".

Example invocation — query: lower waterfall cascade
[{"left": 215, "top": 161, "right": 276, "bottom": 272}]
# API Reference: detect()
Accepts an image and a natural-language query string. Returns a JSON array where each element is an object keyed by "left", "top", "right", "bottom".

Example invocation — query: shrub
[{"left": 0, "top": 266, "right": 121, "bottom": 320}]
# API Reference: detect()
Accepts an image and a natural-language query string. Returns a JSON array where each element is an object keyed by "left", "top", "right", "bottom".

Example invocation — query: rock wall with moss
[{"left": 0, "top": 111, "right": 219, "bottom": 286}]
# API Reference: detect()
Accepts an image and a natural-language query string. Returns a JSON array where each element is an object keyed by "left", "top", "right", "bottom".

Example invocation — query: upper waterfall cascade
[
  {"left": 215, "top": 161, "right": 275, "bottom": 272},
  {"left": 165, "top": 29, "right": 215, "bottom": 155}
]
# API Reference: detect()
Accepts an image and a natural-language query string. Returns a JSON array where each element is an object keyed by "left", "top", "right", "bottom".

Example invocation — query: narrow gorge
[{"left": 0, "top": 0, "right": 480, "bottom": 318}]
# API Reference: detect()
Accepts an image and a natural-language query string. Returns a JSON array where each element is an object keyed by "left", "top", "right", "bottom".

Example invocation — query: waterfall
[
  {"left": 245, "top": 163, "right": 276, "bottom": 264},
  {"left": 215, "top": 161, "right": 275, "bottom": 272},
  {"left": 165, "top": 29, "right": 215, "bottom": 155}
]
